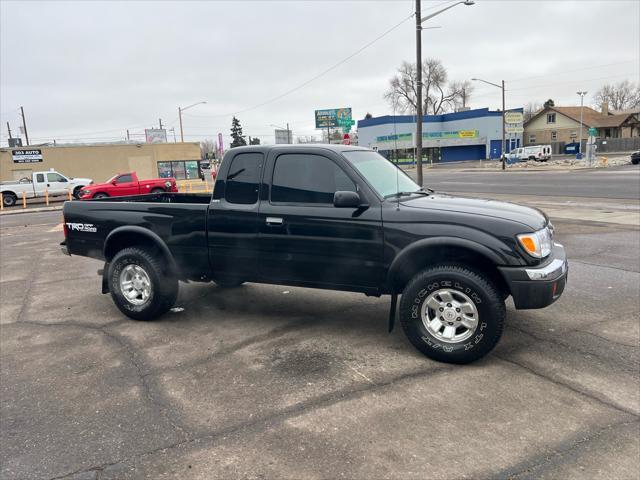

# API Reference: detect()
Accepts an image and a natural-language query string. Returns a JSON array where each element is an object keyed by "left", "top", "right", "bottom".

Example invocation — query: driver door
[
  {"left": 258, "top": 149, "right": 384, "bottom": 290},
  {"left": 113, "top": 174, "right": 139, "bottom": 196}
]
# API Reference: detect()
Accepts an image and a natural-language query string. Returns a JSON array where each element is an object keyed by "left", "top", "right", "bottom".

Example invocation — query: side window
[
  {"left": 225, "top": 152, "right": 262, "bottom": 204},
  {"left": 116, "top": 174, "right": 133, "bottom": 184},
  {"left": 271, "top": 154, "right": 356, "bottom": 204},
  {"left": 47, "top": 173, "right": 67, "bottom": 182},
  {"left": 36, "top": 173, "right": 45, "bottom": 183}
]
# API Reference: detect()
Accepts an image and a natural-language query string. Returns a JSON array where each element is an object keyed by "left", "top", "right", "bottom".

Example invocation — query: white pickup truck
[{"left": 1, "top": 170, "right": 93, "bottom": 207}]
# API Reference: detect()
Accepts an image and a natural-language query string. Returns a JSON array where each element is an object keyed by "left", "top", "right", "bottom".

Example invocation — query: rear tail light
[{"left": 62, "top": 215, "right": 68, "bottom": 237}]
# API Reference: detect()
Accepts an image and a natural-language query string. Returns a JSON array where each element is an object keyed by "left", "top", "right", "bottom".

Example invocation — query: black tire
[
  {"left": 632, "top": 158, "right": 639, "bottom": 165},
  {"left": 214, "top": 277, "right": 245, "bottom": 288},
  {"left": 2, "top": 192, "right": 17, "bottom": 207},
  {"left": 399, "top": 265, "right": 505, "bottom": 364},
  {"left": 73, "top": 186, "right": 84, "bottom": 199},
  {"left": 108, "top": 247, "right": 178, "bottom": 321},
  {"left": 150, "top": 187, "right": 165, "bottom": 194},
  {"left": 94, "top": 192, "right": 109, "bottom": 199}
]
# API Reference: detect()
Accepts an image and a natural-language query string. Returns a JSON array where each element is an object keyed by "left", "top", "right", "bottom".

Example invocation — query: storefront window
[
  {"left": 158, "top": 162, "right": 173, "bottom": 178},
  {"left": 157, "top": 160, "right": 201, "bottom": 180},
  {"left": 185, "top": 161, "right": 200, "bottom": 180}
]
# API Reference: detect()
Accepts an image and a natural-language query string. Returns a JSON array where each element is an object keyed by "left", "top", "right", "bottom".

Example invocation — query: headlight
[
  {"left": 82, "top": 190, "right": 91, "bottom": 195},
  {"left": 517, "top": 226, "right": 553, "bottom": 258}
]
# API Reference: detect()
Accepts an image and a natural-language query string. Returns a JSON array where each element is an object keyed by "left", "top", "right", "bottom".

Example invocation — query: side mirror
[
  {"left": 333, "top": 191, "right": 365, "bottom": 208},
  {"left": 111, "top": 179, "right": 118, "bottom": 185}
]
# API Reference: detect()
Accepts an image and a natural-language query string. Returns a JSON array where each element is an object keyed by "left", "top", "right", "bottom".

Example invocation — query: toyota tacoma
[{"left": 61, "top": 145, "right": 567, "bottom": 364}]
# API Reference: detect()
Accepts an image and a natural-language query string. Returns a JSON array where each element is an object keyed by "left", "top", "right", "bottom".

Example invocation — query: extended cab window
[
  {"left": 271, "top": 154, "right": 355, "bottom": 204},
  {"left": 226, "top": 152, "right": 262, "bottom": 204},
  {"left": 116, "top": 174, "right": 133, "bottom": 183},
  {"left": 47, "top": 173, "right": 67, "bottom": 182},
  {"left": 36, "top": 174, "right": 45, "bottom": 183}
]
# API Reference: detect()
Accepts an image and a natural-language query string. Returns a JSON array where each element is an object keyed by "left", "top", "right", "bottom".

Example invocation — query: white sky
[{"left": 1, "top": 0, "right": 639, "bottom": 147}]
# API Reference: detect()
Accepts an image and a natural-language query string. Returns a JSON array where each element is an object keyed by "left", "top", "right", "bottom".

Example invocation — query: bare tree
[
  {"left": 200, "top": 139, "right": 216, "bottom": 159},
  {"left": 593, "top": 80, "right": 640, "bottom": 111},
  {"left": 384, "top": 59, "right": 471, "bottom": 115},
  {"left": 523, "top": 101, "right": 543, "bottom": 122}
]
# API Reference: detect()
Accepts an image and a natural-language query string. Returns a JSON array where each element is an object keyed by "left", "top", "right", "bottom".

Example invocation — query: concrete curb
[{"left": 0, "top": 205, "right": 63, "bottom": 216}]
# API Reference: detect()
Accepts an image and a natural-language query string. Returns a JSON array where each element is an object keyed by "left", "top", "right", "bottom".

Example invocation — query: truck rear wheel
[
  {"left": 399, "top": 265, "right": 505, "bottom": 364},
  {"left": 108, "top": 247, "right": 178, "bottom": 321},
  {"left": 2, "top": 192, "right": 17, "bottom": 207}
]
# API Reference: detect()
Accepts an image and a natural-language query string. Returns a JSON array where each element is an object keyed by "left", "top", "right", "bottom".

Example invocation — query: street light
[
  {"left": 270, "top": 123, "right": 292, "bottom": 144},
  {"left": 472, "top": 78, "right": 506, "bottom": 170},
  {"left": 576, "top": 91, "right": 588, "bottom": 157},
  {"left": 178, "top": 101, "right": 206, "bottom": 142},
  {"left": 415, "top": 0, "right": 474, "bottom": 187}
]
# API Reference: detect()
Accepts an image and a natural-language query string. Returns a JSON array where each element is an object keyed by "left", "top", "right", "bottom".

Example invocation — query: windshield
[
  {"left": 105, "top": 175, "right": 117, "bottom": 183},
  {"left": 342, "top": 150, "right": 421, "bottom": 198}
]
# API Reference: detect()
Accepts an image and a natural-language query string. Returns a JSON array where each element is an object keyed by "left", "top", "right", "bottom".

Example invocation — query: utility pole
[
  {"left": 6, "top": 122, "right": 12, "bottom": 141},
  {"left": 159, "top": 118, "right": 163, "bottom": 130},
  {"left": 501, "top": 79, "right": 506, "bottom": 171},
  {"left": 415, "top": 0, "right": 474, "bottom": 184},
  {"left": 178, "top": 107, "right": 184, "bottom": 142},
  {"left": 471, "top": 77, "right": 505, "bottom": 170},
  {"left": 577, "top": 91, "right": 587, "bottom": 157},
  {"left": 287, "top": 122, "right": 291, "bottom": 144},
  {"left": 126, "top": 129, "right": 130, "bottom": 142},
  {"left": 20, "top": 106, "right": 29, "bottom": 146},
  {"left": 415, "top": 0, "right": 423, "bottom": 187}
]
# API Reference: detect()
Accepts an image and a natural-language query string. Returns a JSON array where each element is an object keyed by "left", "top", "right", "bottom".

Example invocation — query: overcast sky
[{"left": 1, "top": 0, "right": 638, "bottom": 147}]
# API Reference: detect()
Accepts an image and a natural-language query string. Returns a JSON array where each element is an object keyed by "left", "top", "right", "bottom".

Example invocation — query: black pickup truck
[{"left": 62, "top": 145, "right": 567, "bottom": 363}]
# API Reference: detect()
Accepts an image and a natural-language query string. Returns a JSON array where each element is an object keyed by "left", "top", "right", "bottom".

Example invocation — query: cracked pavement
[{"left": 1, "top": 196, "right": 639, "bottom": 479}]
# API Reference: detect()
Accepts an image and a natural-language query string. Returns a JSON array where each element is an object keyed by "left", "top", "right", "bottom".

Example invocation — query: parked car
[
  {"left": 79, "top": 172, "right": 178, "bottom": 199},
  {"left": 1, "top": 169, "right": 92, "bottom": 207},
  {"left": 631, "top": 151, "right": 640, "bottom": 165},
  {"left": 62, "top": 145, "right": 567, "bottom": 364},
  {"left": 506, "top": 145, "right": 552, "bottom": 162}
]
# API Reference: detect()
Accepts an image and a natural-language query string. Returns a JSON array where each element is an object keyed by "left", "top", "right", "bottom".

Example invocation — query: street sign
[
  {"left": 504, "top": 112, "right": 523, "bottom": 124},
  {"left": 505, "top": 125, "right": 524, "bottom": 134},
  {"left": 588, "top": 127, "right": 598, "bottom": 137},
  {"left": 315, "top": 108, "right": 352, "bottom": 129}
]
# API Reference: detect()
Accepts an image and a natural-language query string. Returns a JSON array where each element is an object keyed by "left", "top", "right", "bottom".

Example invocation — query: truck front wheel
[
  {"left": 108, "top": 247, "right": 178, "bottom": 320},
  {"left": 399, "top": 265, "right": 505, "bottom": 364}
]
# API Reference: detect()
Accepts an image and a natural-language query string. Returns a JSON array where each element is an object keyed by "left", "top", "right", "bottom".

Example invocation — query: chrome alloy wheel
[
  {"left": 421, "top": 289, "right": 479, "bottom": 343},
  {"left": 119, "top": 264, "right": 152, "bottom": 306}
]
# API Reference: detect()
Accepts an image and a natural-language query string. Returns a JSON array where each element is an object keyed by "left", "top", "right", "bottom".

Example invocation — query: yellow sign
[{"left": 459, "top": 130, "right": 477, "bottom": 138}]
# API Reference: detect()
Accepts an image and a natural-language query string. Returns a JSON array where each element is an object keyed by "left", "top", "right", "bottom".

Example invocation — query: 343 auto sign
[{"left": 12, "top": 149, "right": 43, "bottom": 163}]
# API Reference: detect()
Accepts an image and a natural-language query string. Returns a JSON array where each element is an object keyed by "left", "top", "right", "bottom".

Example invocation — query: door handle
[{"left": 265, "top": 217, "right": 283, "bottom": 225}]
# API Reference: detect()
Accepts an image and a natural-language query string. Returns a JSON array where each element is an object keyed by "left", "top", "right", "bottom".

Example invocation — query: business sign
[
  {"left": 218, "top": 133, "right": 224, "bottom": 156},
  {"left": 274, "top": 129, "right": 291, "bottom": 144},
  {"left": 12, "top": 149, "right": 43, "bottom": 163},
  {"left": 423, "top": 130, "right": 478, "bottom": 139},
  {"left": 315, "top": 108, "right": 352, "bottom": 129},
  {"left": 145, "top": 128, "right": 167, "bottom": 143},
  {"left": 504, "top": 112, "right": 524, "bottom": 124},
  {"left": 505, "top": 126, "right": 524, "bottom": 134}
]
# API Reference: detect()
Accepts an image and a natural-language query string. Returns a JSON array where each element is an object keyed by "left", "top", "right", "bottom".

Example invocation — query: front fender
[{"left": 386, "top": 236, "right": 507, "bottom": 290}]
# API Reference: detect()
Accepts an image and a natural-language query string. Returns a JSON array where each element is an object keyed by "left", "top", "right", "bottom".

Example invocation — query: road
[
  {"left": 415, "top": 164, "right": 640, "bottom": 200},
  {"left": 1, "top": 171, "right": 639, "bottom": 479}
]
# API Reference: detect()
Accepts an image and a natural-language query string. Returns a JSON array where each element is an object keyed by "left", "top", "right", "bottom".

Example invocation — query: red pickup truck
[{"left": 79, "top": 172, "right": 178, "bottom": 200}]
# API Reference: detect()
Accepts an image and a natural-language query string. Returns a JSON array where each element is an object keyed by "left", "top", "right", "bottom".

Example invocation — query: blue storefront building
[{"left": 357, "top": 107, "right": 523, "bottom": 162}]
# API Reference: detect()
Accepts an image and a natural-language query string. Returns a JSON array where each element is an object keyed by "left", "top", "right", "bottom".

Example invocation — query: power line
[{"left": 185, "top": 12, "right": 415, "bottom": 119}]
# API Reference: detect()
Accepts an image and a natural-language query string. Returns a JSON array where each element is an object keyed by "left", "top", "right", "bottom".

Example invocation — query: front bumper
[{"left": 498, "top": 243, "right": 568, "bottom": 309}]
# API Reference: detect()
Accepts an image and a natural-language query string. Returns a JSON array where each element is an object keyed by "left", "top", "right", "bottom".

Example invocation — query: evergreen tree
[
  {"left": 230, "top": 116, "right": 247, "bottom": 148},
  {"left": 543, "top": 99, "right": 555, "bottom": 109},
  {"left": 249, "top": 137, "right": 261, "bottom": 145}
]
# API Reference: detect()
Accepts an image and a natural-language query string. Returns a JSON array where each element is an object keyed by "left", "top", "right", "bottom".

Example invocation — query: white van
[{"left": 506, "top": 145, "right": 552, "bottom": 162}]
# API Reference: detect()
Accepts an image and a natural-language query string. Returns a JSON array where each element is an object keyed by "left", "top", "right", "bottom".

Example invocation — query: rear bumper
[{"left": 499, "top": 243, "right": 568, "bottom": 309}]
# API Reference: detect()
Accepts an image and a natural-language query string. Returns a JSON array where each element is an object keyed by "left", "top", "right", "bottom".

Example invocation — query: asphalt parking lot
[{"left": 1, "top": 170, "right": 639, "bottom": 479}]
